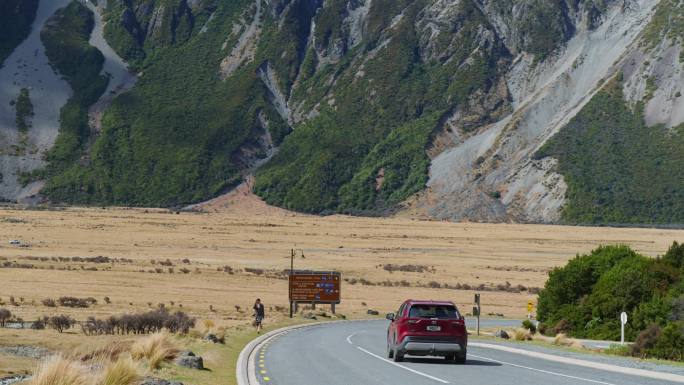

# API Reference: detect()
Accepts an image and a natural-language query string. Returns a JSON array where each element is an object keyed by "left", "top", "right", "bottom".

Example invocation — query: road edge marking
[
  {"left": 470, "top": 342, "right": 684, "bottom": 384},
  {"left": 469, "top": 353, "right": 616, "bottom": 385},
  {"left": 237, "top": 320, "right": 371, "bottom": 385},
  {"left": 356, "top": 346, "right": 450, "bottom": 384}
]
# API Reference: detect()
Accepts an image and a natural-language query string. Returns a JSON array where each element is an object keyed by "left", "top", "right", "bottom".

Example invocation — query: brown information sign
[{"left": 289, "top": 271, "right": 341, "bottom": 303}]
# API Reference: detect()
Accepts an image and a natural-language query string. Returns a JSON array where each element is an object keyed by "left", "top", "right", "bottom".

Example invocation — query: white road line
[
  {"left": 469, "top": 354, "right": 616, "bottom": 385},
  {"left": 346, "top": 332, "right": 358, "bottom": 345},
  {"left": 356, "top": 347, "right": 450, "bottom": 384},
  {"left": 470, "top": 342, "right": 684, "bottom": 383}
]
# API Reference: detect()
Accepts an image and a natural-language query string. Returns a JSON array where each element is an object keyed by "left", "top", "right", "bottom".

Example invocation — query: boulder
[
  {"left": 176, "top": 355, "right": 204, "bottom": 370},
  {"left": 366, "top": 309, "right": 379, "bottom": 316},
  {"left": 179, "top": 350, "right": 195, "bottom": 357},
  {"left": 204, "top": 333, "right": 219, "bottom": 343},
  {"left": 494, "top": 330, "right": 510, "bottom": 339}
]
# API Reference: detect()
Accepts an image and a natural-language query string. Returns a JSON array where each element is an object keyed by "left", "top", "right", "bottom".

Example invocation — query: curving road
[{"left": 247, "top": 320, "right": 683, "bottom": 385}]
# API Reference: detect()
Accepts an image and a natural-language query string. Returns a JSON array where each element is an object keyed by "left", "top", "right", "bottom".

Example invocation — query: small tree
[
  {"left": 31, "top": 317, "right": 46, "bottom": 330},
  {"left": 103, "top": 296, "right": 111, "bottom": 304},
  {"left": 0, "top": 308, "right": 12, "bottom": 326},
  {"left": 49, "top": 315, "right": 75, "bottom": 333}
]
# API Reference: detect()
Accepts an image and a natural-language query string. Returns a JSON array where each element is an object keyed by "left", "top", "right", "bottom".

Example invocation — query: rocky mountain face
[{"left": 0, "top": 0, "right": 682, "bottom": 224}]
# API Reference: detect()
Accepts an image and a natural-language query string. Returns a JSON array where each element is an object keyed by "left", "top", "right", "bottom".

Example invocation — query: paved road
[{"left": 253, "top": 320, "right": 682, "bottom": 385}]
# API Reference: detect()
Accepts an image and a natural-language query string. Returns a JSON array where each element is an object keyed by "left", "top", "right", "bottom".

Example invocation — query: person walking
[{"left": 253, "top": 298, "right": 265, "bottom": 334}]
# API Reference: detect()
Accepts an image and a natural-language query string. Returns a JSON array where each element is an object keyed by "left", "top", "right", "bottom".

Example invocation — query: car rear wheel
[
  {"left": 393, "top": 347, "right": 404, "bottom": 362},
  {"left": 455, "top": 350, "right": 467, "bottom": 364}
]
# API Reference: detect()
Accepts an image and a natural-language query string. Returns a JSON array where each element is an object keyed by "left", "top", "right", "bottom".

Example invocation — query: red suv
[{"left": 386, "top": 300, "right": 467, "bottom": 363}]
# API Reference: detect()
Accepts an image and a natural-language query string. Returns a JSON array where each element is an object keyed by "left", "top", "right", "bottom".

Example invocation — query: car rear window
[{"left": 408, "top": 305, "right": 459, "bottom": 319}]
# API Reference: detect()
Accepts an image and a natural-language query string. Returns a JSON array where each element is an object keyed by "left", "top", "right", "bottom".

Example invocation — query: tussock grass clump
[
  {"left": 30, "top": 355, "right": 90, "bottom": 385},
  {"left": 76, "top": 341, "right": 131, "bottom": 362},
  {"left": 513, "top": 328, "right": 532, "bottom": 341},
  {"left": 131, "top": 332, "right": 178, "bottom": 369},
  {"left": 552, "top": 333, "right": 584, "bottom": 349},
  {"left": 202, "top": 319, "right": 215, "bottom": 332},
  {"left": 99, "top": 357, "right": 140, "bottom": 385}
]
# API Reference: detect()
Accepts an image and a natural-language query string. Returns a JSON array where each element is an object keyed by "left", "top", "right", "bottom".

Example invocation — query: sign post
[
  {"left": 527, "top": 300, "right": 534, "bottom": 319},
  {"left": 289, "top": 271, "right": 341, "bottom": 317},
  {"left": 620, "top": 312, "right": 628, "bottom": 345},
  {"left": 289, "top": 249, "right": 305, "bottom": 318},
  {"left": 474, "top": 293, "right": 481, "bottom": 336}
]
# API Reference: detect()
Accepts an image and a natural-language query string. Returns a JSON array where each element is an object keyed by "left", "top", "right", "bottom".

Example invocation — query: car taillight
[{"left": 451, "top": 320, "right": 465, "bottom": 327}]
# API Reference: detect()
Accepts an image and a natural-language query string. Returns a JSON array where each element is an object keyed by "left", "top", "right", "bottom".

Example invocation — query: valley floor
[{"left": 1, "top": 200, "right": 683, "bottom": 379}]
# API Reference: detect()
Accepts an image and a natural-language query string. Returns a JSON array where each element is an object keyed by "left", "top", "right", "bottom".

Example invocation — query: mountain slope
[{"left": 0, "top": 0, "right": 683, "bottom": 225}]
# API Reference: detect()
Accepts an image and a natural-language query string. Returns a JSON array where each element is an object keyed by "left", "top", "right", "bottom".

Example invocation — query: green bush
[
  {"left": 537, "top": 245, "right": 637, "bottom": 329},
  {"left": 522, "top": 319, "right": 537, "bottom": 334},
  {"left": 538, "top": 243, "right": 684, "bottom": 361},
  {"left": 649, "top": 323, "right": 684, "bottom": 361}
]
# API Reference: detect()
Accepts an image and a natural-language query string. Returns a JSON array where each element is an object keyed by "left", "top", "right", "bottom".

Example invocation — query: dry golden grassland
[{"left": 1, "top": 205, "right": 683, "bottom": 380}]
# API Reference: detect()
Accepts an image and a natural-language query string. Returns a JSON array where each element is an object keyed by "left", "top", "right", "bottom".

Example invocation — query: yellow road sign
[{"left": 527, "top": 300, "right": 534, "bottom": 313}]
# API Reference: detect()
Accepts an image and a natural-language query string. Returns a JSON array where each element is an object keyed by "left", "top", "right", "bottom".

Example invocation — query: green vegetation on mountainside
[
  {"left": 538, "top": 243, "right": 684, "bottom": 361},
  {"left": 0, "top": 0, "right": 39, "bottom": 67},
  {"left": 15, "top": 88, "right": 34, "bottom": 132},
  {"left": 41, "top": 0, "right": 509, "bottom": 210},
  {"left": 535, "top": 79, "right": 684, "bottom": 224},
  {"left": 35, "top": 0, "right": 643, "bottom": 217},
  {"left": 486, "top": 0, "right": 609, "bottom": 60},
  {"left": 642, "top": 0, "right": 684, "bottom": 60},
  {"left": 102, "top": 0, "right": 218, "bottom": 69},
  {"left": 43, "top": 0, "right": 290, "bottom": 206},
  {"left": 36, "top": 1, "right": 108, "bottom": 184},
  {"left": 255, "top": 0, "right": 509, "bottom": 214}
]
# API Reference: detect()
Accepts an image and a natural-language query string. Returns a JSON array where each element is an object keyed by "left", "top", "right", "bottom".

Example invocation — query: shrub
[
  {"left": 537, "top": 245, "right": 637, "bottom": 329},
  {"left": 49, "top": 315, "right": 76, "bottom": 333},
  {"left": 81, "top": 309, "right": 194, "bottom": 335},
  {"left": 104, "top": 296, "right": 111, "bottom": 304},
  {"left": 58, "top": 297, "right": 90, "bottom": 308},
  {"left": 522, "top": 320, "right": 537, "bottom": 334},
  {"left": 553, "top": 319, "right": 571, "bottom": 335},
  {"left": 31, "top": 317, "right": 48, "bottom": 330},
  {"left": 0, "top": 308, "right": 11, "bottom": 326},
  {"left": 649, "top": 323, "right": 684, "bottom": 361},
  {"left": 663, "top": 241, "right": 684, "bottom": 269},
  {"left": 630, "top": 323, "right": 662, "bottom": 358},
  {"left": 537, "top": 322, "right": 550, "bottom": 336},
  {"left": 30, "top": 355, "right": 89, "bottom": 385}
]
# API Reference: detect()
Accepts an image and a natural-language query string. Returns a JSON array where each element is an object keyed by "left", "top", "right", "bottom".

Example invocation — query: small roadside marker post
[
  {"left": 620, "top": 312, "right": 628, "bottom": 345},
  {"left": 474, "top": 293, "right": 481, "bottom": 336}
]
